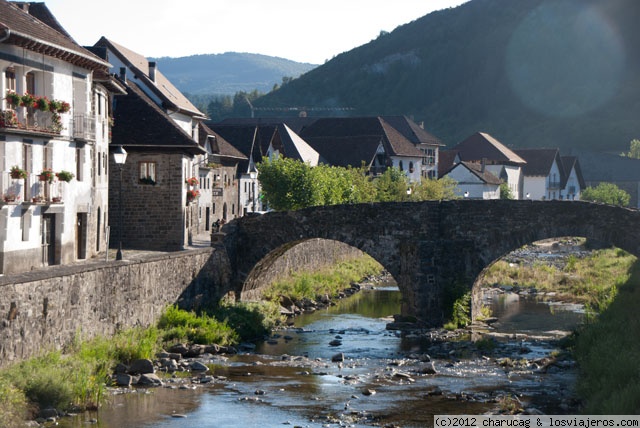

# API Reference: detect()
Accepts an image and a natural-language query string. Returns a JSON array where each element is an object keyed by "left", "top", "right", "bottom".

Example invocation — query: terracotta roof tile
[{"left": 453, "top": 132, "right": 526, "bottom": 165}]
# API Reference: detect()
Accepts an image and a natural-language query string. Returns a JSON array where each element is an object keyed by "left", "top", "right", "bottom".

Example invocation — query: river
[{"left": 57, "top": 284, "right": 583, "bottom": 428}]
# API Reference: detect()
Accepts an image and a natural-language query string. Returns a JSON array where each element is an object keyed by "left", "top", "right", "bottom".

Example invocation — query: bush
[
  {"left": 0, "top": 378, "right": 28, "bottom": 428},
  {"left": 158, "top": 306, "right": 239, "bottom": 346}
]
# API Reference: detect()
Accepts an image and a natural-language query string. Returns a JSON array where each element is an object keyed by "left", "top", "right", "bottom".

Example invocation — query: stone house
[
  {"left": 210, "top": 123, "right": 319, "bottom": 215},
  {"left": 199, "top": 123, "right": 247, "bottom": 225},
  {"left": 0, "top": 1, "right": 126, "bottom": 274},
  {"left": 92, "top": 38, "right": 213, "bottom": 250}
]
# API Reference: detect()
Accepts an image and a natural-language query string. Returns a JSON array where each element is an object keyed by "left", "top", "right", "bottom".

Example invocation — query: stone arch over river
[{"left": 222, "top": 200, "right": 640, "bottom": 326}]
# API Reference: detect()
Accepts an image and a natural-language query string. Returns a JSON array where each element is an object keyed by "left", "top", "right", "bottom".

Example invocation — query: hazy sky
[{"left": 43, "top": 0, "right": 471, "bottom": 64}]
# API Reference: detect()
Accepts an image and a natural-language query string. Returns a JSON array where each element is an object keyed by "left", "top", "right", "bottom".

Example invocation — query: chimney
[
  {"left": 148, "top": 61, "right": 157, "bottom": 83},
  {"left": 119, "top": 67, "right": 126, "bottom": 83},
  {"left": 481, "top": 157, "right": 486, "bottom": 173},
  {"left": 19, "top": 3, "right": 29, "bottom": 13}
]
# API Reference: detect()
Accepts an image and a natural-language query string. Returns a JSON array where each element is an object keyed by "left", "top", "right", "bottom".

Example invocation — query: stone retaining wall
[{"left": 0, "top": 248, "right": 231, "bottom": 368}]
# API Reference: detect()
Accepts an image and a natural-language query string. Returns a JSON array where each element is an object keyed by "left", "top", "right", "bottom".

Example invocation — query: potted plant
[
  {"left": 52, "top": 196, "right": 62, "bottom": 203},
  {"left": 38, "top": 168, "right": 55, "bottom": 183},
  {"left": 0, "top": 110, "right": 18, "bottom": 128},
  {"left": 48, "top": 99, "right": 61, "bottom": 113},
  {"left": 56, "top": 170, "right": 74, "bottom": 182},
  {"left": 31, "top": 195, "right": 43, "bottom": 203},
  {"left": 3, "top": 193, "right": 19, "bottom": 203},
  {"left": 186, "top": 177, "right": 199, "bottom": 186},
  {"left": 4, "top": 91, "right": 21, "bottom": 108},
  {"left": 20, "top": 93, "right": 35, "bottom": 108},
  {"left": 10, "top": 165, "right": 27, "bottom": 179},
  {"left": 186, "top": 189, "right": 200, "bottom": 203},
  {"left": 57, "top": 101, "right": 70, "bottom": 113},
  {"left": 139, "top": 176, "right": 156, "bottom": 185},
  {"left": 34, "top": 96, "right": 49, "bottom": 111}
]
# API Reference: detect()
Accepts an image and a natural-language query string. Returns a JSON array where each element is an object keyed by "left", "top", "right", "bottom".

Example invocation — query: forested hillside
[
  {"left": 254, "top": 0, "right": 640, "bottom": 151},
  {"left": 150, "top": 52, "right": 316, "bottom": 96}
]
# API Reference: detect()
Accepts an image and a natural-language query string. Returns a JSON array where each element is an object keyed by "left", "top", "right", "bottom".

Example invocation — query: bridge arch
[{"left": 223, "top": 200, "right": 640, "bottom": 326}]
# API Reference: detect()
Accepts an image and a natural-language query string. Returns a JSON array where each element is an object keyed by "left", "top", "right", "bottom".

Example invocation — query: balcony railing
[
  {"left": 1, "top": 172, "right": 64, "bottom": 204},
  {"left": 72, "top": 114, "right": 96, "bottom": 141},
  {"left": 0, "top": 108, "right": 63, "bottom": 136}
]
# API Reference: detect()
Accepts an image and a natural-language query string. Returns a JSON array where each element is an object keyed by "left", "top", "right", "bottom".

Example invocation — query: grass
[
  {"left": 479, "top": 247, "right": 635, "bottom": 313},
  {"left": 573, "top": 260, "right": 640, "bottom": 413},
  {"left": 262, "top": 254, "right": 383, "bottom": 303}
]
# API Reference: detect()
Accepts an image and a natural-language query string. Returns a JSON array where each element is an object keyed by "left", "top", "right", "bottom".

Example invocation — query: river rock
[
  {"left": 115, "top": 373, "right": 133, "bottom": 387},
  {"left": 421, "top": 362, "right": 437, "bottom": 375},
  {"left": 129, "top": 359, "right": 154, "bottom": 374},
  {"left": 204, "top": 344, "right": 221, "bottom": 354},
  {"left": 185, "top": 344, "right": 205, "bottom": 358},
  {"left": 329, "top": 339, "right": 342, "bottom": 346},
  {"left": 38, "top": 408, "right": 58, "bottom": 419},
  {"left": 190, "top": 361, "right": 209, "bottom": 372},
  {"left": 362, "top": 389, "right": 376, "bottom": 396},
  {"left": 137, "top": 373, "right": 163, "bottom": 386},
  {"left": 331, "top": 352, "right": 345, "bottom": 362},
  {"left": 168, "top": 343, "right": 189, "bottom": 356},
  {"left": 114, "top": 362, "right": 128, "bottom": 374}
]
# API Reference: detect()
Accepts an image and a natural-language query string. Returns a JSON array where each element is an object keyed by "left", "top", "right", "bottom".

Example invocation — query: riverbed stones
[
  {"left": 115, "top": 373, "right": 134, "bottom": 387},
  {"left": 329, "top": 339, "right": 342, "bottom": 346},
  {"left": 137, "top": 373, "right": 163, "bottom": 386},
  {"left": 331, "top": 352, "right": 345, "bottom": 362},
  {"left": 190, "top": 361, "right": 209, "bottom": 372},
  {"left": 129, "top": 359, "right": 154, "bottom": 374}
]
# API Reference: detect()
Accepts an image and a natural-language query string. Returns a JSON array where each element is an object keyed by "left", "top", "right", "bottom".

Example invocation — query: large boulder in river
[
  {"left": 137, "top": 373, "right": 163, "bottom": 387},
  {"left": 128, "top": 359, "right": 154, "bottom": 374}
]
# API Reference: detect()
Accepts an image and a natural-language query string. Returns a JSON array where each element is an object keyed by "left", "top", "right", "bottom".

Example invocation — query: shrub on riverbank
[
  {"left": 573, "top": 260, "right": 640, "bottom": 413},
  {"left": 479, "top": 247, "right": 635, "bottom": 313},
  {"left": 263, "top": 255, "right": 383, "bottom": 303}
]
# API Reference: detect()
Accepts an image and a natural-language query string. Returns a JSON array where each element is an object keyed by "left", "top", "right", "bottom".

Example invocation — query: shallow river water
[{"left": 58, "top": 287, "right": 583, "bottom": 428}]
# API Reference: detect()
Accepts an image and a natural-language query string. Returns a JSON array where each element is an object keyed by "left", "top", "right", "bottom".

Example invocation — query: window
[
  {"left": 26, "top": 72, "right": 35, "bottom": 95},
  {"left": 5, "top": 67, "right": 16, "bottom": 93},
  {"left": 139, "top": 161, "right": 156, "bottom": 184},
  {"left": 399, "top": 161, "right": 404, "bottom": 171},
  {"left": 76, "top": 148, "right": 84, "bottom": 181}
]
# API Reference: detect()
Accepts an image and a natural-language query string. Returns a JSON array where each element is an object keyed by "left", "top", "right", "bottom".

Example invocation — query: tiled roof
[
  {"left": 437, "top": 150, "right": 459, "bottom": 178},
  {"left": 453, "top": 132, "right": 526, "bottom": 165},
  {"left": 111, "top": 80, "right": 205, "bottom": 155},
  {"left": 209, "top": 125, "right": 267, "bottom": 165},
  {"left": 302, "top": 135, "right": 382, "bottom": 168},
  {"left": 569, "top": 149, "right": 640, "bottom": 182},
  {"left": 299, "top": 117, "right": 424, "bottom": 166},
  {"left": 380, "top": 115, "right": 444, "bottom": 146},
  {"left": 199, "top": 123, "right": 247, "bottom": 161},
  {"left": 95, "top": 37, "right": 205, "bottom": 119},
  {"left": 514, "top": 148, "right": 561, "bottom": 177},
  {"left": 560, "top": 156, "right": 586, "bottom": 189},
  {"left": 0, "top": 0, "right": 109, "bottom": 70},
  {"left": 444, "top": 161, "right": 502, "bottom": 185}
]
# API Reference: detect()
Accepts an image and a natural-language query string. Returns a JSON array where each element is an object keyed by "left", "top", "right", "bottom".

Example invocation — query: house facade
[
  {"left": 0, "top": 1, "right": 125, "bottom": 274},
  {"left": 441, "top": 132, "right": 527, "bottom": 199},
  {"left": 92, "top": 38, "right": 215, "bottom": 249},
  {"left": 444, "top": 161, "right": 501, "bottom": 199},
  {"left": 515, "top": 149, "right": 585, "bottom": 200}
]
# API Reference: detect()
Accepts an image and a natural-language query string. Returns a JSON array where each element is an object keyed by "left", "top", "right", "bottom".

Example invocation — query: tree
[
  {"left": 499, "top": 183, "right": 514, "bottom": 199},
  {"left": 621, "top": 139, "right": 640, "bottom": 159},
  {"left": 581, "top": 182, "right": 630, "bottom": 207},
  {"left": 410, "top": 176, "right": 459, "bottom": 201},
  {"left": 374, "top": 167, "right": 409, "bottom": 202},
  {"left": 257, "top": 158, "right": 320, "bottom": 211}
]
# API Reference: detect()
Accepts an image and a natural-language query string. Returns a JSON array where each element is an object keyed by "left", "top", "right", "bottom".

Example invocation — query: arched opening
[
  {"left": 470, "top": 236, "right": 637, "bottom": 334},
  {"left": 240, "top": 238, "right": 398, "bottom": 303}
]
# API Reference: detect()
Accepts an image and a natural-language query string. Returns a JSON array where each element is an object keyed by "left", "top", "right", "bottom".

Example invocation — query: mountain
[
  {"left": 149, "top": 52, "right": 317, "bottom": 96},
  {"left": 253, "top": 0, "right": 640, "bottom": 152}
]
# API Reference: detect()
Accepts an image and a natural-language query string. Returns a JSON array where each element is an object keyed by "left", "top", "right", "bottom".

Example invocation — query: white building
[{"left": 0, "top": 1, "right": 125, "bottom": 274}]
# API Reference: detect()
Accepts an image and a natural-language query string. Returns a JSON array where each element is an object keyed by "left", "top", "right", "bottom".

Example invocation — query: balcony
[
  {"left": 0, "top": 108, "right": 63, "bottom": 136},
  {"left": 1, "top": 171, "right": 64, "bottom": 205},
  {"left": 72, "top": 114, "right": 96, "bottom": 141}
]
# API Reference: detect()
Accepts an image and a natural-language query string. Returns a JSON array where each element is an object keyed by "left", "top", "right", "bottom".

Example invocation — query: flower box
[
  {"left": 10, "top": 166, "right": 27, "bottom": 180},
  {"left": 39, "top": 168, "right": 55, "bottom": 183}
]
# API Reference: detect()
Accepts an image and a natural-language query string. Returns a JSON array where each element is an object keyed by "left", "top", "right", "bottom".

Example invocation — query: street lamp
[{"left": 112, "top": 145, "right": 127, "bottom": 261}]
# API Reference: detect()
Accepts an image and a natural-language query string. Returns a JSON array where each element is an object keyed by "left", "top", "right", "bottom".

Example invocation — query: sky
[{"left": 43, "top": 0, "right": 471, "bottom": 64}]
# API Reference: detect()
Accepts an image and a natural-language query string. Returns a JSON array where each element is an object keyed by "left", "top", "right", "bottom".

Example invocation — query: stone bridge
[{"left": 221, "top": 200, "right": 640, "bottom": 326}]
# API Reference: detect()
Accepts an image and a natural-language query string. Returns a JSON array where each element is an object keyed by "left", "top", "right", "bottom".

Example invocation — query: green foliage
[
  {"left": 257, "top": 157, "right": 321, "bottom": 210},
  {"left": 263, "top": 255, "right": 383, "bottom": 303},
  {"left": 214, "top": 301, "right": 283, "bottom": 341},
  {"left": 574, "top": 260, "right": 640, "bottom": 413},
  {"left": 157, "top": 306, "right": 240, "bottom": 346},
  {"left": 620, "top": 139, "right": 640, "bottom": 159},
  {"left": 581, "top": 182, "right": 630, "bottom": 207},
  {"left": 410, "top": 176, "right": 459, "bottom": 201},
  {"left": 374, "top": 167, "right": 410, "bottom": 202},
  {"left": 499, "top": 183, "right": 514, "bottom": 200},
  {"left": 0, "top": 377, "right": 28, "bottom": 427}
]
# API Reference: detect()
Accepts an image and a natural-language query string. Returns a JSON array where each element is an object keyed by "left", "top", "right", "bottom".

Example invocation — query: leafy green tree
[
  {"left": 499, "top": 183, "right": 514, "bottom": 199},
  {"left": 375, "top": 167, "right": 409, "bottom": 202},
  {"left": 257, "top": 158, "right": 320, "bottom": 211},
  {"left": 581, "top": 182, "right": 630, "bottom": 207},
  {"left": 410, "top": 176, "right": 459, "bottom": 201},
  {"left": 621, "top": 139, "right": 640, "bottom": 159}
]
